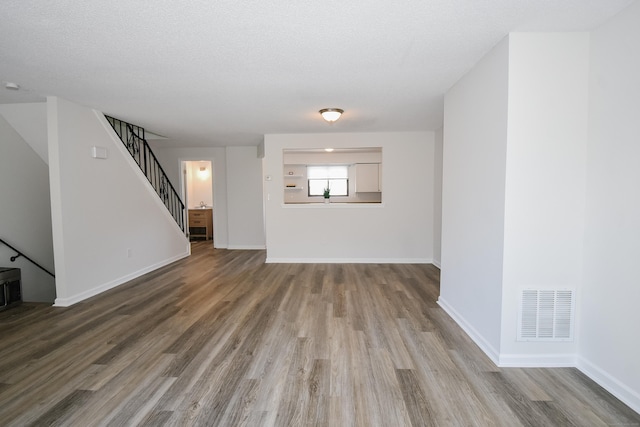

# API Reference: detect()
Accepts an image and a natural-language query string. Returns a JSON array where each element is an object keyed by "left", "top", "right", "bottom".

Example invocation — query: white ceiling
[{"left": 0, "top": 0, "right": 634, "bottom": 147}]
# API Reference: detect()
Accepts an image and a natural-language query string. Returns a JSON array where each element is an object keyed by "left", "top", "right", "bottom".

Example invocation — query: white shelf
[
  {"left": 284, "top": 187, "right": 304, "bottom": 190},
  {"left": 284, "top": 174, "right": 304, "bottom": 178}
]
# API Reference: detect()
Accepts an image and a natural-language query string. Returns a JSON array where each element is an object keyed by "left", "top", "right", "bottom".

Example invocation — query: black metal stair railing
[
  {"left": 0, "top": 238, "right": 55, "bottom": 277},
  {"left": 104, "top": 115, "right": 185, "bottom": 232}
]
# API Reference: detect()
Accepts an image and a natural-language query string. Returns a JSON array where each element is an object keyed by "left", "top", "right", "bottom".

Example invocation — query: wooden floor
[{"left": 1, "top": 242, "right": 638, "bottom": 426}]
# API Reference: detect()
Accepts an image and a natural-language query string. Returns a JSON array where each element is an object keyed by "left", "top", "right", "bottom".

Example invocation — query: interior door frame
[{"left": 179, "top": 158, "right": 215, "bottom": 246}]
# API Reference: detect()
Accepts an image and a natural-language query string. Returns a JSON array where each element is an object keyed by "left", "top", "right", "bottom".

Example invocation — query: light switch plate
[{"left": 91, "top": 146, "right": 108, "bottom": 159}]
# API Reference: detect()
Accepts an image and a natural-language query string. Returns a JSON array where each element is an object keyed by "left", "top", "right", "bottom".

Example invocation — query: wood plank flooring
[{"left": 0, "top": 241, "right": 638, "bottom": 426}]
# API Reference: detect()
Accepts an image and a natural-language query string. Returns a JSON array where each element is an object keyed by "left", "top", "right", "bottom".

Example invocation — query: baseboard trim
[
  {"left": 498, "top": 353, "right": 576, "bottom": 367},
  {"left": 436, "top": 296, "right": 500, "bottom": 365},
  {"left": 438, "top": 298, "right": 640, "bottom": 413},
  {"left": 577, "top": 356, "right": 640, "bottom": 415},
  {"left": 265, "top": 257, "right": 432, "bottom": 264},
  {"left": 54, "top": 250, "right": 190, "bottom": 307},
  {"left": 226, "top": 245, "right": 266, "bottom": 250}
]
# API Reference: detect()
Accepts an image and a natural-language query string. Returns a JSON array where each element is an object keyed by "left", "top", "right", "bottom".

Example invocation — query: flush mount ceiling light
[
  {"left": 5, "top": 82, "right": 20, "bottom": 90},
  {"left": 319, "top": 108, "right": 344, "bottom": 123}
]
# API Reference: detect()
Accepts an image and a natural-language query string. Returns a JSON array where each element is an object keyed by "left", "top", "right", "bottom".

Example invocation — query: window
[
  {"left": 307, "top": 165, "right": 349, "bottom": 197},
  {"left": 282, "top": 147, "right": 382, "bottom": 204}
]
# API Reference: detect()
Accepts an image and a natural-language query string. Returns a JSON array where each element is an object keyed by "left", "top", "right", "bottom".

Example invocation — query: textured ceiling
[{"left": 0, "top": 0, "right": 634, "bottom": 147}]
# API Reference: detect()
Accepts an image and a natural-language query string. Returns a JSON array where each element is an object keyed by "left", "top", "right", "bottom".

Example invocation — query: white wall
[
  {"left": 263, "top": 132, "right": 434, "bottom": 263},
  {"left": 441, "top": 33, "right": 591, "bottom": 366},
  {"left": 441, "top": 21, "right": 640, "bottom": 411},
  {"left": 500, "top": 33, "right": 590, "bottom": 364},
  {"left": 0, "top": 103, "right": 48, "bottom": 164},
  {"left": 0, "top": 114, "right": 56, "bottom": 302},
  {"left": 151, "top": 145, "right": 265, "bottom": 249},
  {"left": 186, "top": 161, "right": 213, "bottom": 208},
  {"left": 581, "top": 1, "right": 640, "bottom": 412},
  {"left": 433, "top": 127, "right": 443, "bottom": 267},
  {"left": 226, "top": 146, "right": 266, "bottom": 249},
  {"left": 440, "top": 37, "right": 510, "bottom": 361},
  {"left": 47, "top": 97, "right": 190, "bottom": 306}
]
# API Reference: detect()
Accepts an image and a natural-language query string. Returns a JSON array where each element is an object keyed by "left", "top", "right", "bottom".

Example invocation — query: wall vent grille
[{"left": 517, "top": 289, "right": 575, "bottom": 341}]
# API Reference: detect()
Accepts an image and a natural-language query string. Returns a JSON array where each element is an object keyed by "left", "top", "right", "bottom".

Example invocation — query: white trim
[
  {"left": 577, "top": 356, "right": 640, "bottom": 415},
  {"left": 498, "top": 353, "right": 576, "bottom": 367},
  {"left": 432, "top": 259, "right": 441, "bottom": 269},
  {"left": 281, "top": 202, "right": 386, "bottom": 209},
  {"left": 438, "top": 296, "right": 579, "bottom": 368},
  {"left": 437, "top": 296, "right": 501, "bottom": 365},
  {"left": 266, "top": 257, "right": 432, "bottom": 264},
  {"left": 180, "top": 158, "right": 222, "bottom": 247},
  {"left": 47, "top": 97, "right": 69, "bottom": 301},
  {"left": 227, "top": 245, "right": 266, "bottom": 250},
  {"left": 53, "top": 249, "right": 190, "bottom": 307}
]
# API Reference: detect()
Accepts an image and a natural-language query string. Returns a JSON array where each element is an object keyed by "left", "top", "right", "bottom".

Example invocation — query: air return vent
[{"left": 518, "top": 289, "right": 575, "bottom": 341}]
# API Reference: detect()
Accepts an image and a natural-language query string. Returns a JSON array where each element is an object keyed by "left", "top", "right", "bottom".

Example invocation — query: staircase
[{"left": 105, "top": 116, "right": 185, "bottom": 232}]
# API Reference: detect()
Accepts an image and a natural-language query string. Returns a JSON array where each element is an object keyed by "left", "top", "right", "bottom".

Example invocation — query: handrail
[
  {"left": 0, "top": 238, "right": 55, "bottom": 278},
  {"left": 104, "top": 115, "right": 185, "bottom": 232}
]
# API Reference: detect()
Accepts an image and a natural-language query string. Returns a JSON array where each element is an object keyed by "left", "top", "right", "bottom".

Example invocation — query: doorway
[{"left": 182, "top": 160, "right": 214, "bottom": 243}]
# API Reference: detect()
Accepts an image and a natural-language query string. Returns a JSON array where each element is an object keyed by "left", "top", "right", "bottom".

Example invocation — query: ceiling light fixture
[
  {"left": 5, "top": 82, "right": 20, "bottom": 90},
  {"left": 319, "top": 108, "right": 344, "bottom": 123},
  {"left": 324, "top": 148, "right": 334, "bottom": 152}
]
